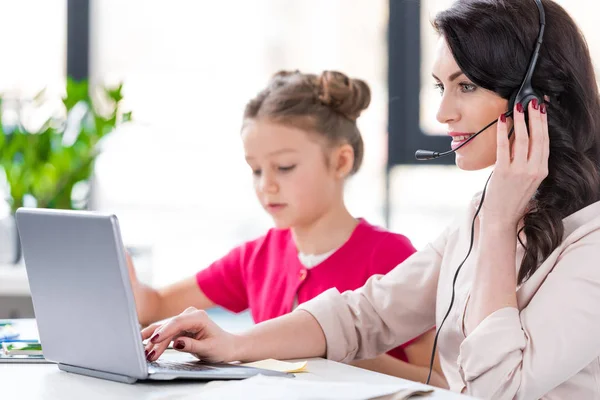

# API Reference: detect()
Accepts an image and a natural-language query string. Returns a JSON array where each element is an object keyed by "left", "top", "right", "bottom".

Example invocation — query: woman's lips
[{"left": 449, "top": 132, "right": 475, "bottom": 150}]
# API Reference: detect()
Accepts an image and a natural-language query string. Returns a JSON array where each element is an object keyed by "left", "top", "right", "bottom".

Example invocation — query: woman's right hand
[{"left": 141, "top": 307, "right": 240, "bottom": 363}]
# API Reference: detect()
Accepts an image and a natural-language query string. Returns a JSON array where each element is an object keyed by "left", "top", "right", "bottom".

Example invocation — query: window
[
  {"left": 387, "top": 0, "right": 455, "bottom": 168},
  {"left": 90, "top": 0, "right": 389, "bottom": 284},
  {"left": 0, "top": 1, "right": 66, "bottom": 98}
]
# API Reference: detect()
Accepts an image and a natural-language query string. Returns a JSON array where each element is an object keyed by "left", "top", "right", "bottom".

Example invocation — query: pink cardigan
[{"left": 298, "top": 195, "right": 600, "bottom": 399}]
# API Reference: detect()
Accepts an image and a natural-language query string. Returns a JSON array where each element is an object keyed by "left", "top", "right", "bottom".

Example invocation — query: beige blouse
[{"left": 297, "top": 194, "right": 600, "bottom": 399}]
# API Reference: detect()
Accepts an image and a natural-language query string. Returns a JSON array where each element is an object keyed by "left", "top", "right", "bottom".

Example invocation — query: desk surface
[{"left": 0, "top": 356, "right": 472, "bottom": 400}]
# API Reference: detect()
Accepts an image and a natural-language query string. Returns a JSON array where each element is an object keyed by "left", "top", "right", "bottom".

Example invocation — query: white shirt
[{"left": 292, "top": 247, "right": 340, "bottom": 309}]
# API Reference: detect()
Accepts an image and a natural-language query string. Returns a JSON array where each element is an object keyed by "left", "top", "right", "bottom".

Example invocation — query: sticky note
[{"left": 241, "top": 359, "right": 308, "bottom": 373}]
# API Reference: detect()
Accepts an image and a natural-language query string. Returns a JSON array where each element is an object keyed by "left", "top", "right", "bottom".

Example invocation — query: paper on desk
[
  {"left": 242, "top": 359, "right": 308, "bottom": 373},
  {"left": 0, "top": 319, "right": 39, "bottom": 341},
  {"left": 191, "top": 375, "right": 434, "bottom": 400}
]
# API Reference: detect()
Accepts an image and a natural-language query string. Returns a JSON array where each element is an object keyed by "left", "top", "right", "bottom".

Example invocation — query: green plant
[{"left": 0, "top": 77, "right": 131, "bottom": 212}]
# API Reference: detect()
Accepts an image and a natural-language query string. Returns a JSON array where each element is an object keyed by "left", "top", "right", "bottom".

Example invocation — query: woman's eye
[
  {"left": 434, "top": 83, "right": 444, "bottom": 95},
  {"left": 278, "top": 165, "right": 296, "bottom": 173},
  {"left": 460, "top": 83, "right": 477, "bottom": 93},
  {"left": 252, "top": 169, "right": 261, "bottom": 177}
]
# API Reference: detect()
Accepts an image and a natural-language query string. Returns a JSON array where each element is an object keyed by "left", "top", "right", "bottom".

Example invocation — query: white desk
[
  {"left": 0, "top": 356, "right": 473, "bottom": 399},
  {"left": 0, "top": 302, "right": 473, "bottom": 399}
]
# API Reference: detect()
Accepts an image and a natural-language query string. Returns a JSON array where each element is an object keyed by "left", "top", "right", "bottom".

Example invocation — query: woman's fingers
[
  {"left": 527, "top": 98, "right": 544, "bottom": 167},
  {"left": 496, "top": 113, "right": 510, "bottom": 169},
  {"left": 172, "top": 335, "right": 212, "bottom": 357},
  {"left": 144, "top": 308, "right": 210, "bottom": 361},
  {"left": 540, "top": 102, "right": 550, "bottom": 176},
  {"left": 512, "top": 101, "right": 529, "bottom": 166},
  {"left": 141, "top": 323, "right": 161, "bottom": 341},
  {"left": 486, "top": 99, "right": 550, "bottom": 227}
]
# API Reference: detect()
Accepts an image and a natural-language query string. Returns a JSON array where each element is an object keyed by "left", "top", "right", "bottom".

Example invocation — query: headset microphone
[{"left": 415, "top": 111, "right": 514, "bottom": 161}]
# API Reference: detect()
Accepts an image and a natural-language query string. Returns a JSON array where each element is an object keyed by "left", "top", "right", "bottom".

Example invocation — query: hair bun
[{"left": 318, "top": 71, "right": 371, "bottom": 121}]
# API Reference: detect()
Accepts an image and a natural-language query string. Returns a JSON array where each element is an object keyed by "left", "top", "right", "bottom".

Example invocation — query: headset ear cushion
[
  {"left": 509, "top": 91, "right": 542, "bottom": 112},
  {"left": 522, "top": 94, "right": 541, "bottom": 110}
]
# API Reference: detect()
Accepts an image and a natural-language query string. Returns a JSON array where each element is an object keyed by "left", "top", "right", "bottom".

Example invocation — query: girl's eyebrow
[{"left": 245, "top": 148, "right": 297, "bottom": 161}]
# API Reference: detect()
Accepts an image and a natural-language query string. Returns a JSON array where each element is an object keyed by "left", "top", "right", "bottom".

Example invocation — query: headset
[{"left": 416, "top": 0, "right": 546, "bottom": 385}]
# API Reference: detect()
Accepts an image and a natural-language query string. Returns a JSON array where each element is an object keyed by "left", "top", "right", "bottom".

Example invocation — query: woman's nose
[{"left": 436, "top": 94, "right": 460, "bottom": 125}]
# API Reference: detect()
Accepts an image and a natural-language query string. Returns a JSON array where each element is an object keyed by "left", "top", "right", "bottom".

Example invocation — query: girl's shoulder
[
  {"left": 237, "top": 227, "right": 294, "bottom": 260},
  {"left": 354, "top": 218, "right": 415, "bottom": 250},
  {"left": 350, "top": 219, "right": 417, "bottom": 274}
]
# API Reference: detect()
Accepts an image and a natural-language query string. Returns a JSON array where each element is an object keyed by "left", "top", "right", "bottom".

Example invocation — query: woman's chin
[{"left": 455, "top": 153, "right": 494, "bottom": 171}]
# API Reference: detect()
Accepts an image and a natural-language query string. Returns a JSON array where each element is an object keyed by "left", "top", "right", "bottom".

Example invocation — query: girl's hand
[
  {"left": 141, "top": 307, "right": 240, "bottom": 363},
  {"left": 481, "top": 99, "right": 549, "bottom": 229}
]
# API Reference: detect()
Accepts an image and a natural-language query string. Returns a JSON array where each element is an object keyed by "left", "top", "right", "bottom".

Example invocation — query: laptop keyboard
[{"left": 149, "top": 360, "right": 217, "bottom": 372}]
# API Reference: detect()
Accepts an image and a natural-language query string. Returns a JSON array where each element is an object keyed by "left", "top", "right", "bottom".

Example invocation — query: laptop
[{"left": 15, "top": 207, "right": 292, "bottom": 383}]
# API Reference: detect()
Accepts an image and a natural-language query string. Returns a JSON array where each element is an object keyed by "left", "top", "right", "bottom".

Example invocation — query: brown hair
[
  {"left": 243, "top": 70, "right": 371, "bottom": 175},
  {"left": 434, "top": 0, "right": 600, "bottom": 284}
]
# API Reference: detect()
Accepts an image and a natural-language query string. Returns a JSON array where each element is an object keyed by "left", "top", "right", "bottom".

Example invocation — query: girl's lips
[{"left": 266, "top": 204, "right": 287, "bottom": 212}]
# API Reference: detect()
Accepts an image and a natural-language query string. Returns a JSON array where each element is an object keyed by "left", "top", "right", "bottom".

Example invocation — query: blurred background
[{"left": 0, "top": 0, "right": 598, "bottom": 318}]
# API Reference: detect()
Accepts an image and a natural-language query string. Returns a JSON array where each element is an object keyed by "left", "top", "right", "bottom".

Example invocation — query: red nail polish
[
  {"left": 147, "top": 350, "right": 156, "bottom": 360},
  {"left": 540, "top": 103, "right": 547, "bottom": 114},
  {"left": 500, "top": 113, "right": 506, "bottom": 123},
  {"left": 174, "top": 340, "right": 185, "bottom": 350},
  {"left": 150, "top": 333, "right": 160, "bottom": 343},
  {"left": 144, "top": 349, "right": 149, "bottom": 356},
  {"left": 532, "top": 98, "right": 539, "bottom": 110},
  {"left": 516, "top": 103, "right": 524, "bottom": 113}
]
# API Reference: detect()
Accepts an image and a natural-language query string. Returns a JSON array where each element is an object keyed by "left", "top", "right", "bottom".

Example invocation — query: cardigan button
[{"left": 299, "top": 269, "right": 308, "bottom": 281}]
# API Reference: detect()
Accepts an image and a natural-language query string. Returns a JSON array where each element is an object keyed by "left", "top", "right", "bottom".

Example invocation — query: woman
[{"left": 141, "top": 1, "right": 600, "bottom": 398}]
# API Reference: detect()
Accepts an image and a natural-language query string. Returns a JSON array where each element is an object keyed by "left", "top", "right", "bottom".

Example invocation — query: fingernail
[
  {"left": 144, "top": 349, "right": 149, "bottom": 356},
  {"left": 147, "top": 350, "right": 156, "bottom": 361},
  {"left": 174, "top": 340, "right": 185, "bottom": 350},
  {"left": 516, "top": 103, "right": 524, "bottom": 113},
  {"left": 500, "top": 113, "right": 506, "bottom": 123},
  {"left": 150, "top": 333, "right": 160, "bottom": 343},
  {"left": 532, "top": 98, "right": 539, "bottom": 110},
  {"left": 540, "top": 103, "right": 547, "bottom": 114}
]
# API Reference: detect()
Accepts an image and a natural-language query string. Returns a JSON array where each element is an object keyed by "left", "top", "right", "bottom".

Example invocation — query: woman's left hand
[{"left": 481, "top": 99, "right": 549, "bottom": 228}]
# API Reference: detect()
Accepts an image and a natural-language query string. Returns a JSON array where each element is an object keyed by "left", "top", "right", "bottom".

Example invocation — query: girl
[
  {"left": 129, "top": 70, "right": 446, "bottom": 387},
  {"left": 142, "top": 1, "right": 600, "bottom": 398}
]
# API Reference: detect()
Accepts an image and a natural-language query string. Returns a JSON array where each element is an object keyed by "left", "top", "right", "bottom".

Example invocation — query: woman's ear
[{"left": 331, "top": 143, "right": 355, "bottom": 179}]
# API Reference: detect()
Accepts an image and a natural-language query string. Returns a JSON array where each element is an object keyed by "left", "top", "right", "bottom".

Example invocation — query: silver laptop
[{"left": 15, "top": 207, "right": 292, "bottom": 384}]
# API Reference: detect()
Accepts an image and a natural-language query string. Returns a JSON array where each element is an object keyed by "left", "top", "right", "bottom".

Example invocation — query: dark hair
[
  {"left": 434, "top": 0, "right": 600, "bottom": 284},
  {"left": 243, "top": 70, "right": 371, "bottom": 175}
]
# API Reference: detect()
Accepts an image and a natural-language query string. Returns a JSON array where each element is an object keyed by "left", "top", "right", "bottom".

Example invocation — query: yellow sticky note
[{"left": 242, "top": 359, "right": 308, "bottom": 373}]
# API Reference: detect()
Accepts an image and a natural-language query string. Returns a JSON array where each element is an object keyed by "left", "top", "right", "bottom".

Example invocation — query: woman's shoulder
[
  {"left": 562, "top": 200, "right": 600, "bottom": 243},
  {"left": 520, "top": 200, "right": 600, "bottom": 304}
]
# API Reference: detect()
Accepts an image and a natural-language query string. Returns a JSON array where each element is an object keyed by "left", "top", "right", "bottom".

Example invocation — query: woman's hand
[
  {"left": 482, "top": 99, "right": 549, "bottom": 228},
  {"left": 141, "top": 307, "right": 240, "bottom": 363}
]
